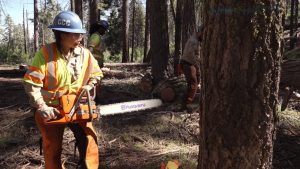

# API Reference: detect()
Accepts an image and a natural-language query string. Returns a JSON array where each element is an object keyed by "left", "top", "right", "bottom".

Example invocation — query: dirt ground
[{"left": 0, "top": 65, "right": 299, "bottom": 169}]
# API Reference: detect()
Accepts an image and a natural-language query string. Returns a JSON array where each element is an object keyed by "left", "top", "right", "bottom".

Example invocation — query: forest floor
[{"left": 0, "top": 65, "right": 299, "bottom": 169}]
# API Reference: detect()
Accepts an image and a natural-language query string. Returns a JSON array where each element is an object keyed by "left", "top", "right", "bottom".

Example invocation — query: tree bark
[
  {"left": 174, "top": 0, "right": 183, "bottom": 75},
  {"left": 182, "top": 0, "right": 196, "bottom": 49},
  {"left": 198, "top": 1, "right": 283, "bottom": 169},
  {"left": 75, "top": 0, "right": 83, "bottom": 21},
  {"left": 149, "top": 0, "right": 169, "bottom": 84},
  {"left": 122, "top": 0, "right": 129, "bottom": 62},
  {"left": 290, "top": 0, "right": 295, "bottom": 50},
  {"left": 89, "top": 0, "right": 100, "bottom": 25}
]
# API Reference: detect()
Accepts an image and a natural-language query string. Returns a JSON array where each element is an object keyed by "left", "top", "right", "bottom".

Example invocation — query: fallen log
[
  {"left": 280, "top": 59, "right": 300, "bottom": 111},
  {"left": 138, "top": 73, "right": 153, "bottom": 93},
  {"left": 102, "top": 69, "right": 143, "bottom": 79},
  {"left": 0, "top": 69, "right": 26, "bottom": 78},
  {"left": 280, "top": 59, "right": 300, "bottom": 88},
  {"left": 104, "top": 62, "right": 150, "bottom": 69}
]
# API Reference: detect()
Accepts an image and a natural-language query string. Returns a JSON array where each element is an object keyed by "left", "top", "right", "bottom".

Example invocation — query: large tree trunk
[
  {"left": 149, "top": 0, "right": 169, "bottom": 84},
  {"left": 75, "top": 0, "right": 83, "bottom": 22},
  {"left": 122, "top": 0, "right": 129, "bottom": 62},
  {"left": 89, "top": 0, "right": 100, "bottom": 25},
  {"left": 181, "top": 0, "right": 196, "bottom": 49},
  {"left": 143, "top": 0, "right": 150, "bottom": 63},
  {"left": 174, "top": 0, "right": 183, "bottom": 75},
  {"left": 198, "top": 1, "right": 283, "bottom": 169}
]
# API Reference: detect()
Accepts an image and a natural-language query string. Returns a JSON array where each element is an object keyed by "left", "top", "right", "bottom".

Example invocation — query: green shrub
[
  {"left": 0, "top": 47, "right": 31, "bottom": 64},
  {"left": 103, "top": 50, "right": 122, "bottom": 63},
  {"left": 132, "top": 47, "right": 144, "bottom": 63}
]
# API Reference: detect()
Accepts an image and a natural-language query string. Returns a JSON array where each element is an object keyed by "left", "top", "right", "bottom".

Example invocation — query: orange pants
[
  {"left": 181, "top": 61, "right": 200, "bottom": 104},
  {"left": 35, "top": 112, "right": 99, "bottom": 169}
]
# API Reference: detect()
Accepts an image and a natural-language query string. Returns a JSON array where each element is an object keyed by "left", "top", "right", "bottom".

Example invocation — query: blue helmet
[
  {"left": 99, "top": 20, "right": 109, "bottom": 30},
  {"left": 48, "top": 11, "right": 86, "bottom": 34}
]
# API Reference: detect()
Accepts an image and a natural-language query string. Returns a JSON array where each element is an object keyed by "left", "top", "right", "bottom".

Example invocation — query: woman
[{"left": 24, "top": 11, "right": 103, "bottom": 169}]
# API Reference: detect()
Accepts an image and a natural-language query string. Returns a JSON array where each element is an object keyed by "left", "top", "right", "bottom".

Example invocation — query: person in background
[
  {"left": 88, "top": 20, "right": 109, "bottom": 68},
  {"left": 23, "top": 11, "right": 103, "bottom": 169},
  {"left": 180, "top": 26, "right": 203, "bottom": 112}
]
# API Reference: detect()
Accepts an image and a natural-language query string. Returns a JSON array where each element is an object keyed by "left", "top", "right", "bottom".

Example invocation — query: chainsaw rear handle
[
  {"left": 79, "top": 84, "right": 96, "bottom": 101},
  {"left": 69, "top": 85, "right": 94, "bottom": 122},
  {"left": 45, "top": 85, "right": 97, "bottom": 125}
]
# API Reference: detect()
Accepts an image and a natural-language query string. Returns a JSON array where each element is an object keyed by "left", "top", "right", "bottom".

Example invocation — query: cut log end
[
  {"left": 159, "top": 87, "right": 176, "bottom": 103},
  {"left": 139, "top": 74, "right": 153, "bottom": 93}
]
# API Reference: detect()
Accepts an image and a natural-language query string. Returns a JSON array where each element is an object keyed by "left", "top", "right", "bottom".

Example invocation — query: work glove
[{"left": 37, "top": 103, "right": 60, "bottom": 121}]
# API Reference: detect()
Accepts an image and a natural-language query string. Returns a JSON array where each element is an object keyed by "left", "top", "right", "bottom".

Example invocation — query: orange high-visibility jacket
[{"left": 24, "top": 42, "right": 103, "bottom": 106}]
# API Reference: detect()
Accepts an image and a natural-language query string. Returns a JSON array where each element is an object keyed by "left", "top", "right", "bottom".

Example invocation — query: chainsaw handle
[
  {"left": 68, "top": 86, "right": 94, "bottom": 122},
  {"left": 81, "top": 85, "right": 96, "bottom": 100},
  {"left": 85, "top": 88, "right": 94, "bottom": 122}
]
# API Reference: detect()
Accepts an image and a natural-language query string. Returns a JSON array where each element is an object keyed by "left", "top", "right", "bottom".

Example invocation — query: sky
[{"left": 1, "top": 0, "right": 69, "bottom": 36}]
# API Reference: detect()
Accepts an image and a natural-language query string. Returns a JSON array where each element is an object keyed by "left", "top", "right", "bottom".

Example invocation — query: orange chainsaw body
[{"left": 46, "top": 91, "right": 98, "bottom": 125}]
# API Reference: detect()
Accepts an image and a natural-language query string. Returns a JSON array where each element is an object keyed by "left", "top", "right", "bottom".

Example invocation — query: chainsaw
[{"left": 46, "top": 85, "right": 163, "bottom": 124}]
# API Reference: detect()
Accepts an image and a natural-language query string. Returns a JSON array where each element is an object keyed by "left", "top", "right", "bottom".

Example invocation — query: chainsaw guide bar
[{"left": 99, "top": 99, "right": 163, "bottom": 116}]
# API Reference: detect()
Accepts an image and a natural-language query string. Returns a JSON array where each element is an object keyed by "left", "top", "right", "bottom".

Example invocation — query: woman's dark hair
[{"left": 53, "top": 30, "right": 63, "bottom": 52}]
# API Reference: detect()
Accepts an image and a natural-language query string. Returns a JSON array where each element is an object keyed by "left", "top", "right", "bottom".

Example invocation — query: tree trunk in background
[
  {"left": 290, "top": 0, "right": 295, "bottom": 50},
  {"left": 70, "top": 0, "right": 75, "bottom": 11},
  {"left": 41, "top": 0, "right": 46, "bottom": 46},
  {"left": 169, "top": 0, "right": 176, "bottom": 23},
  {"left": 198, "top": 1, "right": 283, "bottom": 169},
  {"left": 294, "top": 0, "right": 298, "bottom": 46},
  {"left": 89, "top": 0, "right": 100, "bottom": 25},
  {"left": 149, "top": 0, "right": 169, "bottom": 84},
  {"left": 26, "top": 10, "right": 30, "bottom": 54},
  {"left": 131, "top": 0, "right": 136, "bottom": 62},
  {"left": 75, "top": 0, "right": 83, "bottom": 21},
  {"left": 143, "top": 0, "right": 150, "bottom": 63},
  {"left": 122, "top": 0, "right": 129, "bottom": 62},
  {"left": 181, "top": 0, "right": 196, "bottom": 49},
  {"left": 23, "top": 7, "right": 27, "bottom": 54},
  {"left": 33, "top": 0, "right": 39, "bottom": 52},
  {"left": 174, "top": 0, "right": 183, "bottom": 75}
]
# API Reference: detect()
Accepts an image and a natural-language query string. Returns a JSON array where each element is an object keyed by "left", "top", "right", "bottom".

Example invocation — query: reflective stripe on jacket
[{"left": 24, "top": 42, "right": 103, "bottom": 106}]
